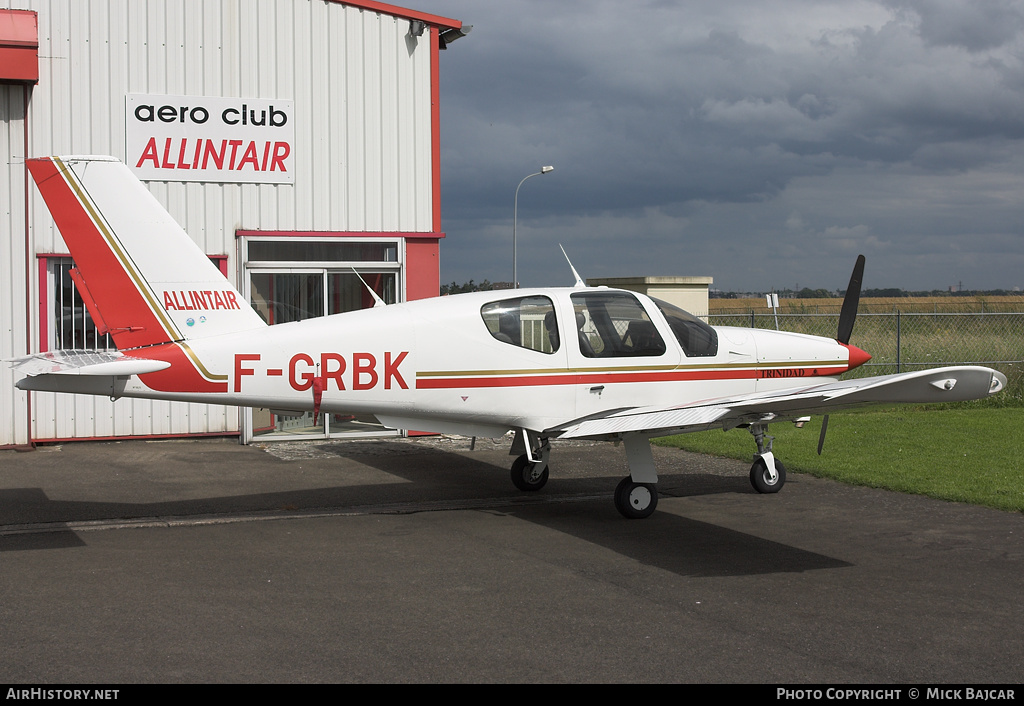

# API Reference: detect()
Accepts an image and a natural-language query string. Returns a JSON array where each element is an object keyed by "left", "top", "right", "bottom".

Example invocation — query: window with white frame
[
  {"left": 43, "top": 255, "right": 229, "bottom": 352},
  {"left": 46, "top": 257, "right": 115, "bottom": 352}
]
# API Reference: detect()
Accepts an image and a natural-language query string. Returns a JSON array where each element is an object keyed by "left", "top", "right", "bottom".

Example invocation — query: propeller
[
  {"left": 837, "top": 254, "right": 865, "bottom": 345},
  {"left": 819, "top": 254, "right": 866, "bottom": 455}
]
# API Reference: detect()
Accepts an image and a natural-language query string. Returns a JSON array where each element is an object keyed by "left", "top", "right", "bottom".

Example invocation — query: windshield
[{"left": 651, "top": 298, "right": 718, "bottom": 357}]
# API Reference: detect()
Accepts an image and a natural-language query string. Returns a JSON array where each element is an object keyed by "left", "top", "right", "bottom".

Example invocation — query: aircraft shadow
[
  {"left": 317, "top": 441, "right": 853, "bottom": 578},
  {"left": 0, "top": 440, "right": 851, "bottom": 576}
]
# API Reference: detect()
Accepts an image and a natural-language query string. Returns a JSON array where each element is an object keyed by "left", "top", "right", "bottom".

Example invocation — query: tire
[
  {"left": 614, "top": 477, "right": 658, "bottom": 519},
  {"left": 510, "top": 454, "right": 549, "bottom": 491},
  {"left": 750, "top": 457, "right": 786, "bottom": 494}
]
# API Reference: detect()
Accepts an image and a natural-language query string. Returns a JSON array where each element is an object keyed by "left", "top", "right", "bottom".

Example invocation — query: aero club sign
[{"left": 126, "top": 94, "right": 295, "bottom": 184}]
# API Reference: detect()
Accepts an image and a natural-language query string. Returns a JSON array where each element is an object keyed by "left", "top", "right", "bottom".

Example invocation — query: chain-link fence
[{"left": 709, "top": 311, "right": 1024, "bottom": 396}]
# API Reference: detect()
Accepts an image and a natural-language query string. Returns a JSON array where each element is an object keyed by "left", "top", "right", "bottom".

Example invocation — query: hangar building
[{"left": 0, "top": 0, "right": 466, "bottom": 447}]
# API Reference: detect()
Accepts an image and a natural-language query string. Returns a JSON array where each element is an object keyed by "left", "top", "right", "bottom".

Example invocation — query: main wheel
[
  {"left": 614, "top": 477, "right": 658, "bottom": 519},
  {"left": 510, "top": 454, "right": 549, "bottom": 491},
  {"left": 750, "top": 457, "right": 786, "bottom": 494}
]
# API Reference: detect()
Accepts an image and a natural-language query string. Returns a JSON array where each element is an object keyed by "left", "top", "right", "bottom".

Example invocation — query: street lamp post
[{"left": 513, "top": 166, "right": 554, "bottom": 288}]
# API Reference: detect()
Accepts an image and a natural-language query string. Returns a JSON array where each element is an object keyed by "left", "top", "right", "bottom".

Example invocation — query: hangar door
[{"left": 241, "top": 237, "right": 402, "bottom": 441}]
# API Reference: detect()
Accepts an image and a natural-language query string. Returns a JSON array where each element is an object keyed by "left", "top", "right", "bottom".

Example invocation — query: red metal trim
[
  {"left": 236, "top": 230, "right": 444, "bottom": 240},
  {"left": 0, "top": 10, "right": 39, "bottom": 84},
  {"left": 209, "top": 254, "right": 229, "bottom": 277},
  {"left": 431, "top": 25, "right": 442, "bottom": 234},
  {"left": 326, "top": 1, "right": 460, "bottom": 30},
  {"left": 24, "top": 83, "right": 35, "bottom": 447},
  {"left": 37, "top": 257, "right": 49, "bottom": 353},
  {"left": 26, "top": 431, "right": 240, "bottom": 446}
]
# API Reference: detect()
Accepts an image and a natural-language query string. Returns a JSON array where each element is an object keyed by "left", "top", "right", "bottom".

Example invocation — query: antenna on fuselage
[
  {"left": 351, "top": 268, "right": 387, "bottom": 308},
  {"left": 559, "top": 244, "right": 586, "bottom": 288}
]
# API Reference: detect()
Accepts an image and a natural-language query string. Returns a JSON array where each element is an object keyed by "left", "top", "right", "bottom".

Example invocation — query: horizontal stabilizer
[{"left": 9, "top": 350, "right": 171, "bottom": 377}]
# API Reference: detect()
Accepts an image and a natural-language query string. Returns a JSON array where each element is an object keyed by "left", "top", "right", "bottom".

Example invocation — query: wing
[{"left": 547, "top": 366, "right": 1007, "bottom": 440}]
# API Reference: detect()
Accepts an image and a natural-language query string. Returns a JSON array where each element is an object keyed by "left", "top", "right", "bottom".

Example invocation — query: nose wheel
[{"left": 750, "top": 456, "right": 786, "bottom": 493}]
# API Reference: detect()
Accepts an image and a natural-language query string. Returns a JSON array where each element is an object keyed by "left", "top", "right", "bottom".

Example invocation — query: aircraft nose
[{"left": 840, "top": 342, "right": 872, "bottom": 371}]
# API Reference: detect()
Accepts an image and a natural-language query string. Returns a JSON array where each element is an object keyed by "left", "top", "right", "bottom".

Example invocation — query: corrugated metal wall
[
  {"left": 1, "top": 0, "right": 437, "bottom": 443},
  {"left": 0, "top": 85, "right": 30, "bottom": 447}
]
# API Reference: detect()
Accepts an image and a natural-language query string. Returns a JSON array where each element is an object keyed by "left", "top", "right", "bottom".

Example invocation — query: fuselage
[{"left": 75, "top": 286, "right": 868, "bottom": 437}]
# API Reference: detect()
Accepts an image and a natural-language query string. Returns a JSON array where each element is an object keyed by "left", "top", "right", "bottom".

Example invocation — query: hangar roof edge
[{"left": 329, "top": 0, "right": 461, "bottom": 31}]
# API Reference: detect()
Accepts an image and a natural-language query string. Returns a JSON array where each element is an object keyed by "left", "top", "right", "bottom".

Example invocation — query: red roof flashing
[{"left": 0, "top": 9, "right": 38, "bottom": 84}]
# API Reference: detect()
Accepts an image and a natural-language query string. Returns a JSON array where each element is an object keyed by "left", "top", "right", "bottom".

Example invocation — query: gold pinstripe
[
  {"left": 417, "top": 359, "right": 847, "bottom": 379},
  {"left": 53, "top": 158, "right": 227, "bottom": 383}
]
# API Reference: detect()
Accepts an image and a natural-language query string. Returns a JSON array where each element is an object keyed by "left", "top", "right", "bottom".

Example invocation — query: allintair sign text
[{"left": 125, "top": 94, "right": 295, "bottom": 184}]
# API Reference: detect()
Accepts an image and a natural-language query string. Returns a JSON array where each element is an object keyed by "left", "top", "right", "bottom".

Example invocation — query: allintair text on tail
[{"left": 20, "top": 156, "right": 266, "bottom": 396}]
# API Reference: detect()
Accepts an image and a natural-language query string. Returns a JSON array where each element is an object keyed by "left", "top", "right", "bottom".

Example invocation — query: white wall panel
[
  {"left": 1, "top": 0, "right": 440, "bottom": 443},
  {"left": 0, "top": 85, "right": 31, "bottom": 446}
]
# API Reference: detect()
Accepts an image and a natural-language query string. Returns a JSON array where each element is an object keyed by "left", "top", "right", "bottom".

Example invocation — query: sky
[{"left": 424, "top": 0, "right": 1024, "bottom": 293}]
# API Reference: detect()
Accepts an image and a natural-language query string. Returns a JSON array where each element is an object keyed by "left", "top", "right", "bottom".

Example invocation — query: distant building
[{"left": 586, "top": 276, "right": 713, "bottom": 319}]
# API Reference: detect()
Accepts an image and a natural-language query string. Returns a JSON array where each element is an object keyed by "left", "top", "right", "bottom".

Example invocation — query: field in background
[
  {"left": 707, "top": 299, "right": 1024, "bottom": 404},
  {"left": 711, "top": 296, "right": 1024, "bottom": 314},
  {"left": 655, "top": 407, "right": 1024, "bottom": 513},
  {"left": 673, "top": 294, "right": 1024, "bottom": 510}
]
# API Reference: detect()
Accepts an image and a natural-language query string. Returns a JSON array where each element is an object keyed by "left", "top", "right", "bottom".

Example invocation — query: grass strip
[{"left": 653, "top": 406, "right": 1024, "bottom": 513}]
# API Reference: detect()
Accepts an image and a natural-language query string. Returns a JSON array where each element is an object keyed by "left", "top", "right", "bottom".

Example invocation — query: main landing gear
[
  {"left": 613, "top": 477, "right": 658, "bottom": 519},
  {"left": 506, "top": 425, "right": 788, "bottom": 520},
  {"left": 509, "top": 429, "right": 550, "bottom": 492},
  {"left": 509, "top": 430, "right": 663, "bottom": 520},
  {"left": 510, "top": 453, "right": 549, "bottom": 491}
]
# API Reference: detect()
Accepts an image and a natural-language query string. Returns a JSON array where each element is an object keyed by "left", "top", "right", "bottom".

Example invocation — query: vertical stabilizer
[{"left": 27, "top": 156, "right": 265, "bottom": 350}]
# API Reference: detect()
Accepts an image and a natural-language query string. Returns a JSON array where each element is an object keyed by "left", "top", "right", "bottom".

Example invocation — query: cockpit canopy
[
  {"left": 650, "top": 297, "right": 718, "bottom": 357},
  {"left": 480, "top": 290, "right": 718, "bottom": 359}
]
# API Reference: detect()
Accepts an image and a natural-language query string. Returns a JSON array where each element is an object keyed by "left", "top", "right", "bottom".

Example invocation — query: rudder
[{"left": 27, "top": 156, "right": 265, "bottom": 350}]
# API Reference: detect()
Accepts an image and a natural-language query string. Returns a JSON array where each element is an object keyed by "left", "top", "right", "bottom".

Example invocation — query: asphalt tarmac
[{"left": 1, "top": 435, "right": 1021, "bottom": 684}]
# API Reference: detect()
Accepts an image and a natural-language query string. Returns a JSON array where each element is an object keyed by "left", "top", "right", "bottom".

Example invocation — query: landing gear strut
[
  {"left": 508, "top": 431, "right": 663, "bottom": 519},
  {"left": 612, "top": 434, "right": 661, "bottom": 519},
  {"left": 510, "top": 453, "right": 549, "bottom": 491},
  {"left": 509, "top": 429, "right": 550, "bottom": 492},
  {"left": 749, "top": 422, "right": 786, "bottom": 493}
]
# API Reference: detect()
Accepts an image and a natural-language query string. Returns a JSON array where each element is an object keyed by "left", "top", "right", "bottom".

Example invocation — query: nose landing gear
[{"left": 749, "top": 422, "right": 786, "bottom": 493}]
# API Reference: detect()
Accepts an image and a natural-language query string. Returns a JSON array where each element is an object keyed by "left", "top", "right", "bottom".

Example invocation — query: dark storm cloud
[
  {"left": 428, "top": 0, "right": 1024, "bottom": 291},
  {"left": 889, "top": 0, "right": 1024, "bottom": 51}
]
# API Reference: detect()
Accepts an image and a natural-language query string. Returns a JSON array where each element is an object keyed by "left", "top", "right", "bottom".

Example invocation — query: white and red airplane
[{"left": 13, "top": 156, "right": 1007, "bottom": 518}]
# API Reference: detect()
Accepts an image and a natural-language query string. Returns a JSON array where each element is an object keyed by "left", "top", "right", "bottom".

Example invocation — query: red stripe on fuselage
[
  {"left": 129, "top": 344, "right": 228, "bottom": 393},
  {"left": 415, "top": 366, "right": 847, "bottom": 389}
]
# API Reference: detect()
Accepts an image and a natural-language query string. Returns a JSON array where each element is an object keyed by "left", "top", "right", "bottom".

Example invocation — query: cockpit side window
[
  {"left": 480, "top": 296, "right": 559, "bottom": 353},
  {"left": 570, "top": 291, "right": 667, "bottom": 358},
  {"left": 652, "top": 297, "right": 719, "bottom": 357}
]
